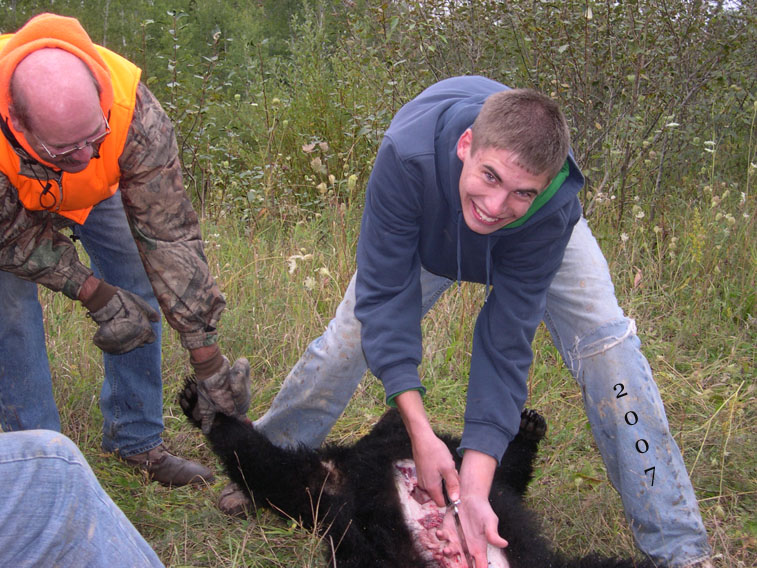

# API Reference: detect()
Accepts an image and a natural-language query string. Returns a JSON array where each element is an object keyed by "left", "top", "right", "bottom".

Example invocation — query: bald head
[
  {"left": 8, "top": 48, "right": 107, "bottom": 172},
  {"left": 10, "top": 48, "right": 101, "bottom": 135}
]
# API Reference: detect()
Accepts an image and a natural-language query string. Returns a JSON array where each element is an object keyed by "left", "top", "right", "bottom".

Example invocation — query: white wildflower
[{"left": 287, "top": 253, "right": 313, "bottom": 274}]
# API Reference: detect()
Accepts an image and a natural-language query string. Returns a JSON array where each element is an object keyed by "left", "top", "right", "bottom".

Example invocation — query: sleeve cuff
[
  {"left": 180, "top": 328, "right": 219, "bottom": 350},
  {"left": 379, "top": 361, "right": 423, "bottom": 401},
  {"left": 386, "top": 386, "right": 426, "bottom": 408},
  {"left": 63, "top": 263, "right": 95, "bottom": 300},
  {"left": 458, "top": 420, "right": 518, "bottom": 465}
]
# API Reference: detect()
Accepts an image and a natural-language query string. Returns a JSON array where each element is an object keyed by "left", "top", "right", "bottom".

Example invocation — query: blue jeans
[
  {"left": 0, "top": 429, "right": 163, "bottom": 567},
  {"left": 0, "top": 191, "right": 164, "bottom": 457},
  {"left": 255, "top": 217, "right": 711, "bottom": 567}
]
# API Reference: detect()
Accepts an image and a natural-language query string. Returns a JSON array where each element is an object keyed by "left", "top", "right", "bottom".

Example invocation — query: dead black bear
[{"left": 180, "top": 377, "right": 654, "bottom": 568}]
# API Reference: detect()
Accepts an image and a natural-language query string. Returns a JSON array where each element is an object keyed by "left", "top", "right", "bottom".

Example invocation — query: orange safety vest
[{"left": 0, "top": 14, "right": 141, "bottom": 224}]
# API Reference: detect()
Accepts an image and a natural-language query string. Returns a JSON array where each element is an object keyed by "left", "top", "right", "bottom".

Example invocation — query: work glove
[
  {"left": 82, "top": 280, "right": 160, "bottom": 355},
  {"left": 191, "top": 345, "right": 251, "bottom": 434}
]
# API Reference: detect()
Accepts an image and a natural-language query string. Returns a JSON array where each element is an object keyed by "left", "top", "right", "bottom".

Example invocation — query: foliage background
[{"left": 1, "top": 1, "right": 755, "bottom": 566}]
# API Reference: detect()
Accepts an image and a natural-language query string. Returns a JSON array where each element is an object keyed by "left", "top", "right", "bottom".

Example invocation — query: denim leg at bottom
[
  {"left": 0, "top": 272, "right": 61, "bottom": 432},
  {"left": 0, "top": 430, "right": 163, "bottom": 568},
  {"left": 72, "top": 190, "right": 164, "bottom": 457},
  {"left": 544, "top": 217, "right": 711, "bottom": 567},
  {"left": 255, "top": 270, "right": 453, "bottom": 449}
]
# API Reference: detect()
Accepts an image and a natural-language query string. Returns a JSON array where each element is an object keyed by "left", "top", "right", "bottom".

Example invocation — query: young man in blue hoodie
[{"left": 246, "top": 77, "right": 711, "bottom": 568}]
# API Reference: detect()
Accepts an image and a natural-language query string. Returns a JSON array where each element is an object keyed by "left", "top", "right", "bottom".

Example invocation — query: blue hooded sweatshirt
[{"left": 355, "top": 76, "right": 584, "bottom": 462}]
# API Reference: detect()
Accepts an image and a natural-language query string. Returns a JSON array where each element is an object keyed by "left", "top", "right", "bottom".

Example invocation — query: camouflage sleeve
[
  {"left": 118, "top": 83, "right": 225, "bottom": 350},
  {"left": 0, "top": 173, "right": 92, "bottom": 299}
]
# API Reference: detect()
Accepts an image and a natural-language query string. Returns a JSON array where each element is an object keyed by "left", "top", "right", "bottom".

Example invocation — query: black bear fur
[{"left": 180, "top": 377, "right": 655, "bottom": 568}]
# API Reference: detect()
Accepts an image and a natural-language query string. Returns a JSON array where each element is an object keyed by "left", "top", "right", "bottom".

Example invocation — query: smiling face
[{"left": 456, "top": 129, "right": 551, "bottom": 235}]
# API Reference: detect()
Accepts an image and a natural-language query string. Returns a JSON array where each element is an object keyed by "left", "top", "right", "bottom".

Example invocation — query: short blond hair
[{"left": 471, "top": 89, "right": 570, "bottom": 179}]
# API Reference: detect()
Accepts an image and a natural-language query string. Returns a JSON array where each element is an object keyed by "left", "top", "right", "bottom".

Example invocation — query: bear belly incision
[{"left": 393, "top": 459, "right": 510, "bottom": 568}]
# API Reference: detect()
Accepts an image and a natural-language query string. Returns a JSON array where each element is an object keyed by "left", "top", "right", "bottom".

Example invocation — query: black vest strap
[{"left": 1, "top": 114, "right": 38, "bottom": 164}]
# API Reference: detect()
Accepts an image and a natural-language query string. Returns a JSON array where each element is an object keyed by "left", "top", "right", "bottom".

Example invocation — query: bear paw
[{"left": 519, "top": 408, "right": 547, "bottom": 441}]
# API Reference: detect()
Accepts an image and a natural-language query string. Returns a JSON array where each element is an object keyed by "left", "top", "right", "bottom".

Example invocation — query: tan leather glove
[
  {"left": 191, "top": 345, "right": 251, "bottom": 434},
  {"left": 82, "top": 279, "right": 160, "bottom": 355}
]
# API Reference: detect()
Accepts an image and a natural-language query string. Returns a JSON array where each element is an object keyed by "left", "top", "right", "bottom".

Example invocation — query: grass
[{"left": 39, "top": 186, "right": 755, "bottom": 567}]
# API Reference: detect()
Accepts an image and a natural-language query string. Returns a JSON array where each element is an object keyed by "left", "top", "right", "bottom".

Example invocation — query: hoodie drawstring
[
  {"left": 485, "top": 235, "right": 492, "bottom": 302},
  {"left": 456, "top": 211, "right": 493, "bottom": 302},
  {"left": 456, "top": 211, "right": 463, "bottom": 286}
]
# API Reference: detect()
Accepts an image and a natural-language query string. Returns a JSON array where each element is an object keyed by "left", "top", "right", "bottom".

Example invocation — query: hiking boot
[
  {"left": 122, "top": 443, "right": 214, "bottom": 487},
  {"left": 218, "top": 481, "right": 253, "bottom": 517}
]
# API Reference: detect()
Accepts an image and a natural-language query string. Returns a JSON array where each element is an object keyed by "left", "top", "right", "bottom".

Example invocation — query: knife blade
[{"left": 448, "top": 498, "right": 472, "bottom": 566}]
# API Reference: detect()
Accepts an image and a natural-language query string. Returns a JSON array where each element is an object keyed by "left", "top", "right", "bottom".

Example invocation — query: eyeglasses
[{"left": 37, "top": 110, "right": 111, "bottom": 159}]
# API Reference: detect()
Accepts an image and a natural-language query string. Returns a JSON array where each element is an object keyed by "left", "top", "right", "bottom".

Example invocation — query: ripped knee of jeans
[{"left": 564, "top": 318, "right": 638, "bottom": 374}]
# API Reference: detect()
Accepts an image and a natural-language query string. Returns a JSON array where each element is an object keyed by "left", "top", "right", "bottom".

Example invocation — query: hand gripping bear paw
[{"left": 191, "top": 350, "right": 251, "bottom": 434}]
